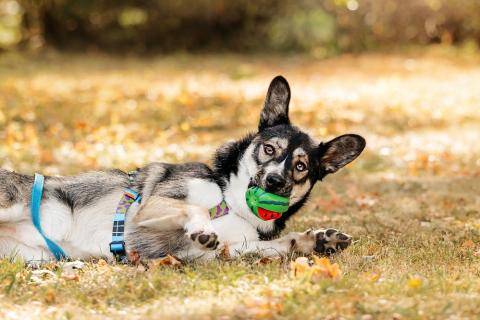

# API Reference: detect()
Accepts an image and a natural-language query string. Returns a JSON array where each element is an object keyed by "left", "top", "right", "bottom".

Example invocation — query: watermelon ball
[{"left": 245, "top": 186, "right": 289, "bottom": 221}]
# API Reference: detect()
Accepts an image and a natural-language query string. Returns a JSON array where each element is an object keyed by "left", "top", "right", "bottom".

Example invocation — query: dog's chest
[{"left": 183, "top": 178, "right": 263, "bottom": 242}]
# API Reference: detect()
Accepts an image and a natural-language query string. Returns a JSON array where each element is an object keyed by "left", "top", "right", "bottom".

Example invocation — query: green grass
[{"left": 1, "top": 47, "right": 480, "bottom": 319}]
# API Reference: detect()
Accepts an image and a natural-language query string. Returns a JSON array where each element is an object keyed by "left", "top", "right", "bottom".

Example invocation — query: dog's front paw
[
  {"left": 313, "top": 228, "right": 352, "bottom": 255},
  {"left": 189, "top": 231, "right": 220, "bottom": 250}
]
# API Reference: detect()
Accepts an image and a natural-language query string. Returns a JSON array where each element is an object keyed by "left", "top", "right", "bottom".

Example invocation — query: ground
[{"left": 0, "top": 46, "right": 480, "bottom": 319}]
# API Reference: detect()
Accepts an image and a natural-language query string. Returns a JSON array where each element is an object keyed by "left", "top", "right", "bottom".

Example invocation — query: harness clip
[{"left": 109, "top": 240, "right": 126, "bottom": 256}]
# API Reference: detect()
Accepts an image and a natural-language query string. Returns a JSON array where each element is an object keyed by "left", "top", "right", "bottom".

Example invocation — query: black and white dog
[{"left": 0, "top": 76, "right": 365, "bottom": 262}]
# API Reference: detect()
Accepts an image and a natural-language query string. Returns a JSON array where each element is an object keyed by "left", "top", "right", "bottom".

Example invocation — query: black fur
[
  {"left": 49, "top": 170, "right": 128, "bottom": 210},
  {"left": 213, "top": 133, "right": 255, "bottom": 183},
  {"left": 259, "top": 76, "right": 291, "bottom": 131}
]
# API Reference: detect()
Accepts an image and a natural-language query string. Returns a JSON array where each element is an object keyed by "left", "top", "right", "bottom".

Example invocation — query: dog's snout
[{"left": 265, "top": 173, "right": 285, "bottom": 191}]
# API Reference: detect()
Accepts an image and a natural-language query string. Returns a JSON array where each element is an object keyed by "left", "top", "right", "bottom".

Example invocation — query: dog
[{"left": 0, "top": 76, "right": 365, "bottom": 262}]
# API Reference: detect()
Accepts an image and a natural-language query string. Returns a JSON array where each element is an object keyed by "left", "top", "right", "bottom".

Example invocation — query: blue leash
[{"left": 31, "top": 173, "right": 67, "bottom": 261}]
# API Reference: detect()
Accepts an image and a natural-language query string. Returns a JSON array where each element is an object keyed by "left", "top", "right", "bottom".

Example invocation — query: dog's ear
[
  {"left": 259, "top": 76, "right": 291, "bottom": 131},
  {"left": 318, "top": 134, "right": 366, "bottom": 175}
]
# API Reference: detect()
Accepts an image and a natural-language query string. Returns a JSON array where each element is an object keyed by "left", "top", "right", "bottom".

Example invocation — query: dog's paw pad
[
  {"left": 190, "top": 231, "right": 219, "bottom": 250},
  {"left": 314, "top": 228, "right": 352, "bottom": 255}
]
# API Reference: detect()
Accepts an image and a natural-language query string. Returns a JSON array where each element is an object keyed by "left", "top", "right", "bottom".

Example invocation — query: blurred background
[
  {"left": 0, "top": 0, "right": 479, "bottom": 178},
  {"left": 1, "top": 0, "right": 480, "bottom": 54},
  {"left": 1, "top": 2, "right": 480, "bottom": 318}
]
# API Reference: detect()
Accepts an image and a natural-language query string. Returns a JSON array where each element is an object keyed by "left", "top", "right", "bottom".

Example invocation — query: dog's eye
[
  {"left": 295, "top": 162, "right": 306, "bottom": 172},
  {"left": 263, "top": 144, "right": 275, "bottom": 155}
]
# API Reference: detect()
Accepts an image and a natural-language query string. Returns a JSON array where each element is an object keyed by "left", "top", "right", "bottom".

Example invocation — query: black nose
[{"left": 265, "top": 173, "right": 285, "bottom": 192}]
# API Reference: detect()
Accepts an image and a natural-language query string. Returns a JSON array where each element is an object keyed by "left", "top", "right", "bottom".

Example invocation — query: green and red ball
[{"left": 245, "top": 186, "right": 289, "bottom": 221}]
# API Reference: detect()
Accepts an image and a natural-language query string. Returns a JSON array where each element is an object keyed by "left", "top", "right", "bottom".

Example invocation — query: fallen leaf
[
  {"left": 254, "top": 257, "right": 280, "bottom": 265},
  {"left": 148, "top": 255, "right": 182, "bottom": 269},
  {"left": 219, "top": 242, "right": 231, "bottom": 261},
  {"left": 44, "top": 289, "right": 56, "bottom": 304},
  {"left": 462, "top": 239, "right": 475, "bottom": 249},
  {"left": 128, "top": 250, "right": 141, "bottom": 264},
  {"left": 290, "top": 256, "right": 342, "bottom": 282},
  {"left": 312, "top": 256, "right": 342, "bottom": 281}
]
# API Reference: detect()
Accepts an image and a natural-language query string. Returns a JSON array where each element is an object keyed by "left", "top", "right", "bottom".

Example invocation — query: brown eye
[
  {"left": 263, "top": 144, "right": 274, "bottom": 155},
  {"left": 296, "top": 162, "right": 306, "bottom": 171}
]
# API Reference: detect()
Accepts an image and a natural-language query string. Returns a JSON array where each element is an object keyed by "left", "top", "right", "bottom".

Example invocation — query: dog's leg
[
  {"left": 227, "top": 228, "right": 352, "bottom": 257},
  {"left": 132, "top": 196, "right": 219, "bottom": 251}
]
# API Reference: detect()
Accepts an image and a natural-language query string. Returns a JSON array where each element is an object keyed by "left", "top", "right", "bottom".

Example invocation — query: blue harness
[
  {"left": 31, "top": 173, "right": 68, "bottom": 260},
  {"left": 31, "top": 172, "right": 141, "bottom": 261},
  {"left": 31, "top": 171, "right": 226, "bottom": 262}
]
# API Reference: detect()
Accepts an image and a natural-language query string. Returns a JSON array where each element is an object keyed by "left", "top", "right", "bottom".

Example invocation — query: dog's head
[{"left": 246, "top": 76, "right": 365, "bottom": 205}]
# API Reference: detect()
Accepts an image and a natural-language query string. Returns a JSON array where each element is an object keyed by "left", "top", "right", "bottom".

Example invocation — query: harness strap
[
  {"left": 109, "top": 187, "right": 141, "bottom": 261},
  {"left": 209, "top": 200, "right": 230, "bottom": 219},
  {"left": 31, "top": 173, "right": 68, "bottom": 261}
]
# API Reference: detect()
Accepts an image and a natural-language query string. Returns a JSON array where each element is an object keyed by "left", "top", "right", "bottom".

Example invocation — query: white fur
[
  {"left": 0, "top": 204, "right": 24, "bottom": 222},
  {"left": 64, "top": 191, "right": 126, "bottom": 259},
  {"left": 186, "top": 179, "right": 223, "bottom": 208},
  {"left": 0, "top": 200, "right": 70, "bottom": 260},
  {"left": 264, "top": 158, "right": 286, "bottom": 175},
  {"left": 221, "top": 144, "right": 276, "bottom": 236},
  {"left": 0, "top": 191, "right": 128, "bottom": 261}
]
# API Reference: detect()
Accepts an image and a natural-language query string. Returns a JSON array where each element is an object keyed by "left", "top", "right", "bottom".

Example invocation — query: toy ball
[{"left": 245, "top": 186, "right": 289, "bottom": 221}]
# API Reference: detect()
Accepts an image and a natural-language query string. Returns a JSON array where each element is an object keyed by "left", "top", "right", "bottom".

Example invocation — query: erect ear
[
  {"left": 258, "top": 75, "right": 291, "bottom": 131},
  {"left": 319, "top": 134, "right": 366, "bottom": 175}
]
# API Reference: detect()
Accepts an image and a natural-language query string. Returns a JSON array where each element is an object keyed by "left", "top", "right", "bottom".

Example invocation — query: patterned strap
[
  {"left": 110, "top": 188, "right": 141, "bottom": 260},
  {"left": 209, "top": 200, "right": 230, "bottom": 219}
]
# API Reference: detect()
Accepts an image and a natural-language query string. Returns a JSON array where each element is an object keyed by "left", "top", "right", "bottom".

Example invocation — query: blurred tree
[{"left": 0, "top": 0, "right": 479, "bottom": 53}]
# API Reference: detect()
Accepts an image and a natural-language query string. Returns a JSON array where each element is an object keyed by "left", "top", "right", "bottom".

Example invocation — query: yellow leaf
[
  {"left": 407, "top": 276, "right": 422, "bottom": 289},
  {"left": 362, "top": 272, "right": 381, "bottom": 282}
]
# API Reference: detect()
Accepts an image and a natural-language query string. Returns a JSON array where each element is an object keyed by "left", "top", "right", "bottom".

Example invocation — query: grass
[{"left": 1, "top": 46, "right": 480, "bottom": 319}]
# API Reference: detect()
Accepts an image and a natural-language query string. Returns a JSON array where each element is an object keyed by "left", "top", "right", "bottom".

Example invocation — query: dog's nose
[{"left": 265, "top": 174, "right": 285, "bottom": 192}]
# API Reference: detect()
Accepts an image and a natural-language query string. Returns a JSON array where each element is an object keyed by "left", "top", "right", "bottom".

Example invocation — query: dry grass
[{"left": 1, "top": 46, "right": 480, "bottom": 319}]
